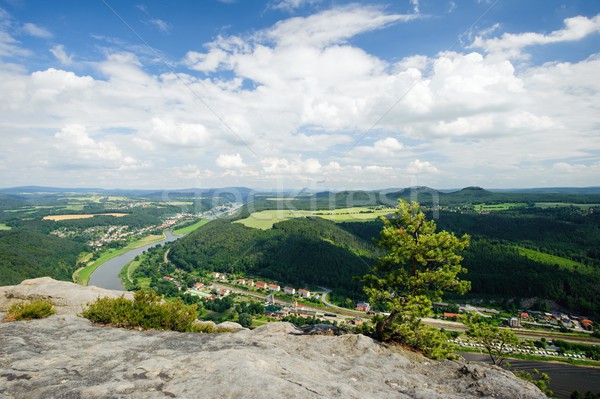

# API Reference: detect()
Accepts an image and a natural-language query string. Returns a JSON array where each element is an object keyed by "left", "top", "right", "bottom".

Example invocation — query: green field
[
  {"left": 73, "top": 233, "right": 165, "bottom": 285},
  {"left": 515, "top": 246, "right": 582, "bottom": 271},
  {"left": 173, "top": 219, "right": 210, "bottom": 235},
  {"left": 0, "top": 223, "right": 11, "bottom": 230},
  {"left": 473, "top": 203, "right": 528, "bottom": 211},
  {"left": 534, "top": 202, "right": 600, "bottom": 209},
  {"left": 235, "top": 207, "right": 393, "bottom": 230}
]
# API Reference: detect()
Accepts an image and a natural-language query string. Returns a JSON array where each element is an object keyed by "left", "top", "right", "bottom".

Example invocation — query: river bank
[{"left": 87, "top": 231, "right": 178, "bottom": 290}]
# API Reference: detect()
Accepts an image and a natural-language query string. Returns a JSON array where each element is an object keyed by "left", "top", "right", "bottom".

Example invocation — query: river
[
  {"left": 88, "top": 230, "right": 179, "bottom": 291},
  {"left": 461, "top": 353, "right": 600, "bottom": 398}
]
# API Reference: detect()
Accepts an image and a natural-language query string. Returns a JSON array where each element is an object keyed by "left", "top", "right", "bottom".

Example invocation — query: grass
[
  {"left": 5, "top": 300, "right": 55, "bottom": 321},
  {"left": 235, "top": 207, "right": 394, "bottom": 230},
  {"left": 73, "top": 233, "right": 165, "bottom": 286},
  {"left": 173, "top": 219, "right": 210, "bottom": 235},
  {"left": 474, "top": 203, "right": 528, "bottom": 211},
  {"left": 0, "top": 223, "right": 11, "bottom": 230},
  {"left": 515, "top": 246, "right": 583, "bottom": 271}
]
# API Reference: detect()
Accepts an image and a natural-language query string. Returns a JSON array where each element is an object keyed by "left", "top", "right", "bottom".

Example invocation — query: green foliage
[
  {"left": 169, "top": 218, "right": 377, "bottom": 297},
  {"left": 363, "top": 201, "right": 470, "bottom": 359},
  {"left": 238, "top": 313, "right": 252, "bottom": 328},
  {"left": 0, "top": 229, "right": 85, "bottom": 286},
  {"left": 466, "top": 317, "right": 520, "bottom": 366},
  {"left": 5, "top": 300, "right": 55, "bottom": 321},
  {"left": 570, "top": 391, "right": 600, "bottom": 399},
  {"left": 513, "top": 369, "right": 552, "bottom": 397},
  {"left": 81, "top": 290, "right": 200, "bottom": 332}
]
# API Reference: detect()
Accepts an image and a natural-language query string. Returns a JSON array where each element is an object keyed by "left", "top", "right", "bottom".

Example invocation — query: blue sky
[{"left": 0, "top": 0, "right": 599, "bottom": 190}]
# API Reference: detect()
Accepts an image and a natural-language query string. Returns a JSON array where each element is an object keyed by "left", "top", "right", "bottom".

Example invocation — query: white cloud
[
  {"left": 406, "top": 159, "right": 438, "bottom": 174},
  {"left": 216, "top": 153, "right": 246, "bottom": 169},
  {"left": 0, "top": 5, "right": 598, "bottom": 189},
  {"left": 149, "top": 19, "right": 172, "bottom": 34},
  {"left": 270, "top": 0, "right": 323, "bottom": 12},
  {"left": 21, "top": 22, "right": 52, "bottom": 38},
  {"left": 470, "top": 14, "right": 600, "bottom": 59},
  {"left": 49, "top": 45, "right": 73, "bottom": 65}
]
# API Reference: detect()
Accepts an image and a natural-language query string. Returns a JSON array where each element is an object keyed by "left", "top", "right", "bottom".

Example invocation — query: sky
[{"left": 0, "top": 0, "right": 599, "bottom": 190}]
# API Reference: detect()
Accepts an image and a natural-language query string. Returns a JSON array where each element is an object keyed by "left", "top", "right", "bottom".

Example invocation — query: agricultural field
[
  {"left": 0, "top": 223, "right": 11, "bottom": 230},
  {"left": 473, "top": 203, "right": 528, "bottom": 211},
  {"left": 235, "top": 206, "right": 393, "bottom": 229},
  {"left": 173, "top": 219, "right": 210, "bottom": 235},
  {"left": 42, "top": 213, "right": 128, "bottom": 221}
]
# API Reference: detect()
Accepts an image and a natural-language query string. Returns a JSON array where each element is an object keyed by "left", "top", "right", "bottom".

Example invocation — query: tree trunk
[{"left": 376, "top": 309, "right": 399, "bottom": 341}]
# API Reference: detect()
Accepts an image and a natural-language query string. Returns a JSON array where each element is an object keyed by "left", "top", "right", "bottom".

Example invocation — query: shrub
[
  {"left": 81, "top": 290, "right": 200, "bottom": 332},
  {"left": 5, "top": 300, "right": 55, "bottom": 321}
]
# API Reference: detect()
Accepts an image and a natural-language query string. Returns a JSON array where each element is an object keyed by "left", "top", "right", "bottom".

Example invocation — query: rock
[
  {"left": 0, "top": 277, "right": 133, "bottom": 316},
  {"left": 295, "top": 323, "right": 350, "bottom": 336},
  {"left": 0, "top": 279, "right": 546, "bottom": 399},
  {"left": 216, "top": 321, "right": 247, "bottom": 331}
]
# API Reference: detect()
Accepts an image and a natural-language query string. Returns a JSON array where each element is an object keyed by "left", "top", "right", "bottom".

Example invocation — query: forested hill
[
  {"left": 0, "top": 229, "right": 85, "bottom": 285},
  {"left": 173, "top": 205, "right": 600, "bottom": 317},
  {"left": 169, "top": 218, "right": 379, "bottom": 296}
]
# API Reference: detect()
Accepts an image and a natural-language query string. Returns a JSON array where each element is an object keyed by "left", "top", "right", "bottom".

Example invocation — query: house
[
  {"left": 283, "top": 286, "right": 296, "bottom": 295},
  {"left": 163, "top": 276, "right": 174, "bottom": 281},
  {"left": 268, "top": 284, "right": 281, "bottom": 292},
  {"left": 193, "top": 282, "right": 204, "bottom": 290},
  {"left": 520, "top": 312, "right": 529, "bottom": 319},
  {"left": 355, "top": 302, "right": 371, "bottom": 312},
  {"left": 255, "top": 281, "right": 268, "bottom": 290},
  {"left": 212, "top": 272, "right": 222, "bottom": 279},
  {"left": 298, "top": 289, "right": 311, "bottom": 298},
  {"left": 236, "top": 279, "right": 246, "bottom": 285},
  {"left": 509, "top": 317, "right": 520, "bottom": 328},
  {"left": 246, "top": 279, "right": 255, "bottom": 287},
  {"left": 580, "top": 319, "right": 593, "bottom": 329},
  {"left": 443, "top": 312, "right": 459, "bottom": 320}
]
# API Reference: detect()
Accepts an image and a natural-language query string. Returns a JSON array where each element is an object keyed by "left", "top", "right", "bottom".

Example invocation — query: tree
[
  {"left": 238, "top": 313, "right": 252, "bottom": 328},
  {"left": 466, "top": 319, "right": 519, "bottom": 366},
  {"left": 363, "top": 200, "right": 470, "bottom": 358}
]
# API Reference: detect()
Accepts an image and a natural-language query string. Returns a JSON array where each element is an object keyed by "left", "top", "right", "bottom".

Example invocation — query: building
[
  {"left": 509, "top": 317, "right": 520, "bottom": 328},
  {"left": 520, "top": 312, "right": 529, "bottom": 319},
  {"left": 246, "top": 279, "right": 255, "bottom": 287},
  {"left": 212, "top": 272, "right": 222, "bottom": 279},
  {"left": 298, "top": 289, "right": 311, "bottom": 298},
  {"left": 283, "top": 286, "right": 296, "bottom": 295},
  {"left": 236, "top": 279, "right": 246, "bottom": 285},
  {"left": 268, "top": 284, "right": 281, "bottom": 292},
  {"left": 443, "top": 312, "right": 459, "bottom": 320},
  {"left": 193, "top": 282, "right": 204, "bottom": 290},
  {"left": 255, "top": 281, "right": 268, "bottom": 290},
  {"left": 355, "top": 302, "right": 371, "bottom": 312}
]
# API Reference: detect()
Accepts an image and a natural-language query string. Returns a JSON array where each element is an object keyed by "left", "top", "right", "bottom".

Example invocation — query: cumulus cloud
[
  {"left": 216, "top": 153, "right": 247, "bottom": 169},
  {"left": 0, "top": 5, "right": 598, "bottom": 188},
  {"left": 470, "top": 14, "right": 600, "bottom": 59}
]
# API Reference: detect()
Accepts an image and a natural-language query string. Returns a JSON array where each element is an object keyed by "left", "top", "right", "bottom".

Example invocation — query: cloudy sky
[{"left": 0, "top": 0, "right": 599, "bottom": 190}]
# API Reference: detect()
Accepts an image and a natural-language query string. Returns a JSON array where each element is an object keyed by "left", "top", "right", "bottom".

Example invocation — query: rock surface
[
  {"left": 0, "top": 279, "right": 546, "bottom": 399},
  {"left": 0, "top": 277, "right": 132, "bottom": 317}
]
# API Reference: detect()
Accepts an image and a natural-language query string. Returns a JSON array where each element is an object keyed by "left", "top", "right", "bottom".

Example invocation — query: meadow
[
  {"left": 234, "top": 206, "right": 393, "bottom": 229},
  {"left": 173, "top": 219, "right": 210, "bottom": 235}
]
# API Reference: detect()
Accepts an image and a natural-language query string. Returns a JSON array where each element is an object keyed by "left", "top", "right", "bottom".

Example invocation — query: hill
[
  {"left": 170, "top": 218, "right": 379, "bottom": 296},
  {"left": 0, "top": 229, "right": 85, "bottom": 285},
  {"left": 0, "top": 278, "right": 546, "bottom": 399}
]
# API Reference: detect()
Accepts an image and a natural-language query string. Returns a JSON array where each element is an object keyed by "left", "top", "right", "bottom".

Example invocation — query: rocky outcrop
[
  {"left": 0, "top": 277, "right": 132, "bottom": 317},
  {"left": 0, "top": 279, "right": 545, "bottom": 399}
]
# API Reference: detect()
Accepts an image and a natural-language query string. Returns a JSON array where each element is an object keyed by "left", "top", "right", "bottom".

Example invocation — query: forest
[
  {"left": 0, "top": 229, "right": 85, "bottom": 285},
  {"left": 171, "top": 204, "right": 600, "bottom": 317}
]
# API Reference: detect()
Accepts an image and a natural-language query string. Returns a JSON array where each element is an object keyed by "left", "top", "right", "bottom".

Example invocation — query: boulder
[{"left": 0, "top": 277, "right": 132, "bottom": 316}]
